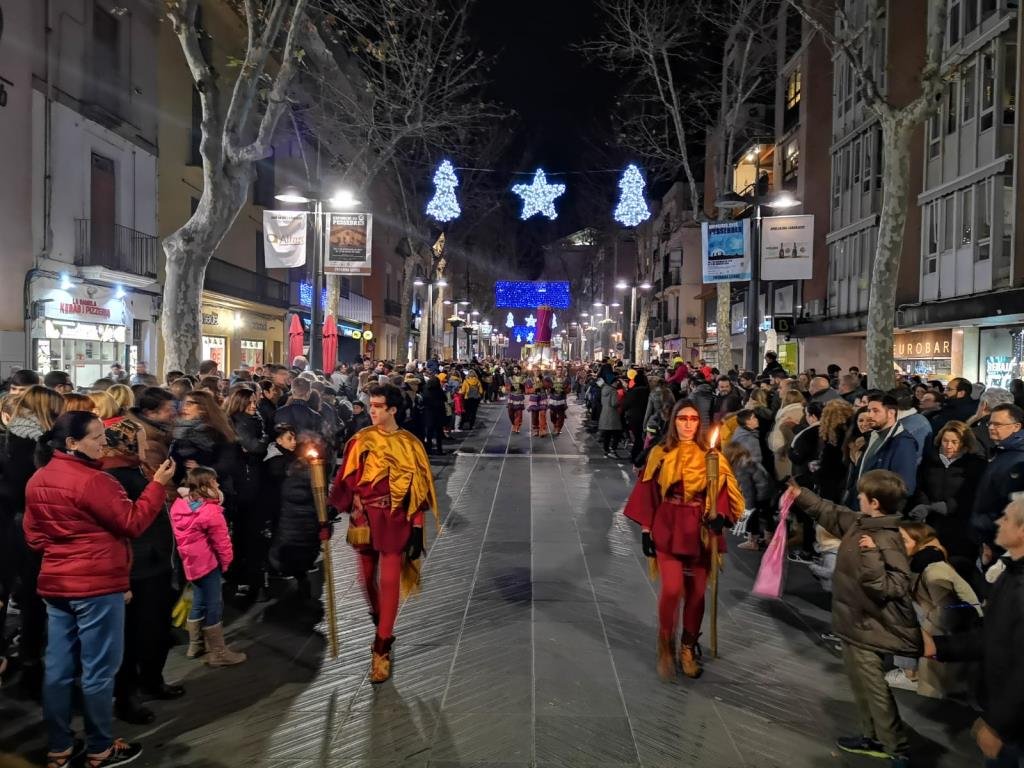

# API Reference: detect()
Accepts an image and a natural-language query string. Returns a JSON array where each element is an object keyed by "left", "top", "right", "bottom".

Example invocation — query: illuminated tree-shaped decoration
[
  {"left": 426, "top": 160, "right": 462, "bottom": 222},
  {"left": 613, "top": 164, "right": 652, "bottom": 227},
  {"left": 505, "top": 312, "right": 515, "bottom": 329},
  {"left": 512, "top": 169, "right": 566, "bottom": 221}
]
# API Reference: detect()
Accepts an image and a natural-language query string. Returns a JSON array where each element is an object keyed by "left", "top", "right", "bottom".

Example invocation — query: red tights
[
  {"left": 357, "top": 551, "right": 403, "bottom": 638},
  {"left": 655, "top": 551, "right": 708, "bottom": 643}
]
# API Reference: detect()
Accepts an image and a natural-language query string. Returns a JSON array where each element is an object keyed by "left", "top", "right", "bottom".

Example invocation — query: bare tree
[
  {"left": 789, "top": 0, "right": 954, "bottom": 390},
  {"left": 585, "top": 0, "right": 775, "bottom": 369},
  {"left": 297, "top": 0, "right": 502, "bottom": 363},
  {"left": 161, "top": 0, "right": 308, "bottom": 374}
]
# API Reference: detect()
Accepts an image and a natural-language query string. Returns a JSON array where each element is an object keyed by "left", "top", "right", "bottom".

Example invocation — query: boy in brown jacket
[{"left": 788, "top": 470, "right": 920, "bottom": 768}]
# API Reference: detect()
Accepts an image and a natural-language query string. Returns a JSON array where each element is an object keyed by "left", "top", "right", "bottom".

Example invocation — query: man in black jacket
[
  {"left": 273, "top": 377, "right": 323, "bottom": 437},
  {"left": 930, "top": 378, "right": 978, "bottom": 432},
  {"left": 928, "top": 496, "right": 1024, "bottom": 766}
]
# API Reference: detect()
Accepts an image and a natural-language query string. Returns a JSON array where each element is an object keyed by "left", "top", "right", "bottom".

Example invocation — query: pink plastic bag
[{"left": 752, "top": 489, "right": 795, "bottom": 599}]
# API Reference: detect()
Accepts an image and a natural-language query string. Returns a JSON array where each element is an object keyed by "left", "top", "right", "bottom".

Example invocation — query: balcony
[
  {"left": 204, "top": 258, "right": 290, "bottom": 308},
  {"left": 651, "top": 319, "right": 680, "bottom": 337},
  {"left": 74, "top": 219, "right": 158, "bottom": 279},
  {"left": 383, "top": 298, "right": 403, "bottom": 318}
]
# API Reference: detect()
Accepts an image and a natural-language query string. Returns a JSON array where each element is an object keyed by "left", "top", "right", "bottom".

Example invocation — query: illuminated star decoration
[
  {"left": 527, "top": 331, "right": 535, "bottom": 343},
  {"left": 512, "top": 169, "right": 566, "bottom": 221},
  {"left": 525, "top": 313, "right": 537, "bottom": 328},
  {"left": 426, "top": 159, "right": 462, "bottom": 222},
  {"left": 506, "top": 312, "right": 515, "bottom": 329},
  {"left": 613, "top": 164, "right": 652, "bottom": 227}
]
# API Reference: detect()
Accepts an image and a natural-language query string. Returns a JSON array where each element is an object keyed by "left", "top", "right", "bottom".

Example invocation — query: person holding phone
[{"left": 23, "top": 411, "right": 176, "bottom": 768}]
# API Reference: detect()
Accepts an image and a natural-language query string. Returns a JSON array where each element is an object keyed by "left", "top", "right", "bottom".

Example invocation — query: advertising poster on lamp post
[
  {"left": 324, "top": 212, "right": 373, "bottom": 276},
  {"left": 701, "top": 220, "right": 751, "bottom": 283},
  {"left": 760, "top": 214, "right": 814, "bottom": 280}
]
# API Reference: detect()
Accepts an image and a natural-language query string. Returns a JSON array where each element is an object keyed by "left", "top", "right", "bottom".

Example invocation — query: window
[
  {"left": 873, "top": 128, "right": 883, "bottom": 190},
  {"left": 783, "top": 139, "right": 800, "bottom": 181},
  {"left": 863, "top": 134, "right": 875, "bottom": 191},
  {"left": 831, "top": 154, "right": 841, "bottom": 210},
  {"left": 1003, "top": 43, "right": 1017, "bottom": 125},
  {"left": 842, "top": 147, "right": 851, "bottom": 191},
  {"left": 253, "top": 149, "right": 276, "bottom": 207},
  {"left": 92, "top": 4, "right": 120, "bottom": 111},
  {"left": 943, "top": 195, "right": 955, "bottom": 250},
  {"left": 926, "top": 202, "right": 939, "bottom": 274},
  {"left": 786, "top": 68, "right": 802, "bottom": 110},
  {"left": 965, "top": 0, "right": 979, "bottom": 34},
  {"left": 982, "top": 0, "right": 997, "bottom": 19},
  {"left": 959, "top": 187, "right": 973, "bottom": 245},
  {"left": 977, "top": 178, "right": 992, "bottom": 261},
  {"left": 928, "top": 114, "right": 941, "bottom": 158},
  {"left": 946, "top": 81, "right": 958, "bottom": 133},
  {"left": 981, "top": 50, "right": 996, "bottom": 130},
  {"left": 845, "top": 61, "right": 855, "bottom": 114},
  {"left": 852, "top": 139, "right": 861, "bottom": 188},
  {"left": 949, "top": 0, "right": 961, "bottom": 46},
  {"left": 785, "top": 7, "right": 802, "bottom": 58},
  {"left": 962, "top": 63, "right": 976, "bottom": 122}
]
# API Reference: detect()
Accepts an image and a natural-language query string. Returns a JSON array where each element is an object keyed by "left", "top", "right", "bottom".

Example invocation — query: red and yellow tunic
[
  {"left": 329, "top": 426, "right": 438, "bottom": 554},
  {"left": 623, "top": 441, "right": 745, "bottom": 561}
]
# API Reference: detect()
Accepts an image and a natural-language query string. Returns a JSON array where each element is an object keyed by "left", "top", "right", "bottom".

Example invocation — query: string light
[
  {"left": 426, "top": 159, "right": 462, "bottom": 222},
  {"left": 505, "top": 312, "right": 515, "bottom": 329},
  {"left": 613, "top": 164, "right": 652, "bottom": 227},
  {"left": 495, "top": 281, "right": 570, "bottom": 309},
  {"left": 512, "top": 169, "right": 566, "bottom": 221}
]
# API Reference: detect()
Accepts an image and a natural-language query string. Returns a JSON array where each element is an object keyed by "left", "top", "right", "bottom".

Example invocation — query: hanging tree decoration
[
  {"left": 613, "top": 164, "right": 652, "bottom": 227},
  {"left": 426, "top": 159, "right": 462, "bottom": 222},
  {"left": 512, "top": 169, "right": 566, "bottom": 221},
  {"left": 505, "top": 312, "right": 515, "bottom": 329}
]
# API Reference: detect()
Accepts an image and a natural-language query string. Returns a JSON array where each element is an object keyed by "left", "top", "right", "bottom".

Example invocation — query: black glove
[
  {"left": 405, "top": 526, "right": 424, "bottom": 560},
  {"left": 707, "top": 516, "right": 728, "bottom": 534},
  {"left": 641, "top": 531, "right": 656, "bottom": 558}
]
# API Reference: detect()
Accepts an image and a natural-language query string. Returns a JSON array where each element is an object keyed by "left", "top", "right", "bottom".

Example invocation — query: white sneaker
[{"left": 885, "top": 668, "right": 918, "bottom": 691}]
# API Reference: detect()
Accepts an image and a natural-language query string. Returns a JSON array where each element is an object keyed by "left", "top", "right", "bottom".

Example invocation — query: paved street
[{"left": 3, "top": 402, "right": 979, "bottom": 768}]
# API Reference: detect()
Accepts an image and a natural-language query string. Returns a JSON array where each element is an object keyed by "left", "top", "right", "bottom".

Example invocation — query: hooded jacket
[
  {"left": 793, "top": 489, "right": 920, "bottom": 655},
  {"left": 845, "top": 420, "right": 919, "bottom": 507},
  {"left": 169, "top": 495, "right": 233, "bottom": 581},
  {"left": 971, "top": 430, "right": 1024, "bottom": 544}
]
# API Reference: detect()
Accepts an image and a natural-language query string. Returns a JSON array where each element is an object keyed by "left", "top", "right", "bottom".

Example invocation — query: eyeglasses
[{"left": 989, "top": 420, "right": 1021, "bottom": 430}]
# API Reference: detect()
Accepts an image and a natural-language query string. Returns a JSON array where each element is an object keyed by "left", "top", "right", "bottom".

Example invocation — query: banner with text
[
  {"left": 262, "top": 211, "right": 308, "bottom": 268},
  {"left": 701, "top": 220, "right": 751, "bottom": 283},
  {"left": 761, "top": 214, "right": 814, "bottom": 280},
  {"left": 324, "top": 212, "right": 373, "bottom": 276}
]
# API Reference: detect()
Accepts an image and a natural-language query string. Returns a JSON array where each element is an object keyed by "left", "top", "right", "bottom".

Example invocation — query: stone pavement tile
[
  {"left": 442, "top": 671, "right": 533, "bottom": 715},
  {"left": 533, "top": 619, "right": 611, "bottom": 658},
  {"left": 534, "top": 715, "right": 639, "bottom": 766},
  {"left": 449, "top": 640, "right": 532, "bottom": 678},
  {"left": 329, "top": 706, "right": 439, "bottom": 764},
  {"left": 532, "top": 599, "right": 601, "bottom": 624},
  {"left": 628, "top": 708, "right": 745, "bottom": 768},
  {"left": 425, "top": 712, "right": 533, "bottom": 763},
  {"left": 535, "top": 673, "right": 627, "bottom": 717},
  {"left": 531, "top": 580, "right": 595, "bottom": 601},
  {"left": 427, "top": 762, "right": 530, "bottom": 768}
]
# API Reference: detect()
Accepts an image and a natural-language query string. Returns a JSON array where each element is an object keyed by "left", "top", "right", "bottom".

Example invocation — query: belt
[
  {"left": 361, "top": 495, "right": 391, "bottom": 509},
  {"left": 665, "top": 494, "right": 702, "bottom": 506}
]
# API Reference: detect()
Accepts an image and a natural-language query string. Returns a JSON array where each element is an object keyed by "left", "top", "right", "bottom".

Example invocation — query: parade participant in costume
[
  {"left": 526, "top": 377, "right": 549, "bottom": 437},
  {"left": 547, "top": 377, "right": 568, "bottom": 436},
  {"left": 623, "top": 399, "right": 745, "bottom": 680},
  {"left": 507, "top": 375, "right": 526, "bottom": 434},
  {"left": 329, "top": 384, "right": 438, "bottom": 684}
]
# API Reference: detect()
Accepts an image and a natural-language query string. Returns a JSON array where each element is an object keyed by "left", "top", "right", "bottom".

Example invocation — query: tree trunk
[
  {"left": 160, "top": 170, "right": 251, "bottom": 375},
  {"left": 634, "top": 293, "right": 651, "bottom": 364},
  {"left": 325, "top": 274, "right": 340, "bottom": 324},
  {"left": 866, "top": 117, "right": 913, "bottom": 392},
  {"left": 716, "top": 281, "right": 732, "bottom": 371},
  {"left": 397, "top": 246, "right": 421, "bottom": 365}
]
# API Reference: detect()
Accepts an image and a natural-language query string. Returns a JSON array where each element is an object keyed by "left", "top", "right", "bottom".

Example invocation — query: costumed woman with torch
[
  {"left": 623, "top": 399, "right": 745, "bottom": 680},
  {"left": 329, "top": 383, "right": 438, "bottom": 684}
]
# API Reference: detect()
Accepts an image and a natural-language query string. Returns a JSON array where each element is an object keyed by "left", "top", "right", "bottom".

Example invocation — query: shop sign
[
  {"left": 201, "top": 310, "right": 221, "bottom": 327},
  {"left": 40, "top": 283, "right": 126, "bottom": 325},
  {"left": 323, "top": 213, "right": 373, "bottom": 276},
  {"left": 247, "top": 317, "right": 268, "bottom": 332},
  {"left": 263, "top": 211, "right": 307, "bottom": 268},
  {"left": 985, "top": 356, "right": 1015, "bottom": 389},
  {"left": 892, "top": 330, "right": 952, "bottom": 359}
]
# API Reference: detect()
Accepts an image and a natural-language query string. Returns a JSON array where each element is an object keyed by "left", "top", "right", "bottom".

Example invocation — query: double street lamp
[
  {"left": 413, "top": 274, "right": 447, "bottom": 359},
  {"left": 275, "top": 186, "right": 362, "bottom": 371},
  {"left": 715, "top": 186, "right": 800, "bottom": 372}
]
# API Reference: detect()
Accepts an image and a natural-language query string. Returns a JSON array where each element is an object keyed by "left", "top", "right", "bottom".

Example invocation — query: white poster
[
  {"left": 702, "top": 220, "right": 751, "bottom": 283},
  {"left": 263, "top": 211, "right": 308, "bottom": 268},
  {"left": 761, "top": 214, "right": 814, "bottom": 280}
]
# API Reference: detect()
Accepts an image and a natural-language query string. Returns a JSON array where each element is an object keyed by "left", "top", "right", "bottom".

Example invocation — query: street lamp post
[
  {"left": 274, "top": 186, "right": 362, "bottom": 371},
  {"left": 616, "top": 279, "right": 653, "bottom": 363}
]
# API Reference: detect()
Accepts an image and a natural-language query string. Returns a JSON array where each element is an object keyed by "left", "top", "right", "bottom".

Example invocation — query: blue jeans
[
  {"left": 986, "top": 743, "right": 1024, "bottom": 768},
  {"left": 188, "top": 568, "right": 223, "bottom": 627},
  {"left": 44, "top": 593, "right": 125, "bottom": 754}
]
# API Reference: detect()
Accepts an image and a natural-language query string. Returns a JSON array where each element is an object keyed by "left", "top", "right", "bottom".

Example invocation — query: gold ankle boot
[
  {"left": 370, "top": 636, "right": 394, "bottom": 684},
  {"left": 679, "top": 639, "right": 703, "bottom": 679},
  {"left": 656, "top": 635, "right": 676, "bottom": 681}
]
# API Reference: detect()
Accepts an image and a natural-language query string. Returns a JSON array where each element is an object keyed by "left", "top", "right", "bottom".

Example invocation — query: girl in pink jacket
[{"left": 169, "top": 467, "right": 246, "bottom": 666}]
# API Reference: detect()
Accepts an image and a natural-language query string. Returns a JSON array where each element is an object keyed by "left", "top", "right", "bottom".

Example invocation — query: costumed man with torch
[
  {"left": 329, "top": 384, "right": 438, "bottom": 684},
  {"left": 623, "top": 399, "right": 745, "bottom": 680}
]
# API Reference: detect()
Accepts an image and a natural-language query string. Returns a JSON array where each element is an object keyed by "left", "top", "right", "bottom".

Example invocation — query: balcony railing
[
  {"left": 74, "top": 219, "right": 158, "bottom": 278},
  {"left": 383, "top": 298, "right": 402, "bottom": 317},
  {"left": 204, "top": 258, "right": 290, "bottom": 308}
]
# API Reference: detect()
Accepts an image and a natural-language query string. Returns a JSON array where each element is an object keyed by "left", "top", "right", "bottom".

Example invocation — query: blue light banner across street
[{"left": 495, "top": 281, "right": 570, "bottom": 309}]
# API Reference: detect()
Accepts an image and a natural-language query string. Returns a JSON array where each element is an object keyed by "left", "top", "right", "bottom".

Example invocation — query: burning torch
[
  {"left": 308, "top": 448, "right": 340, "bottom": 659},
  {"left": 706, "top": 427, "right": 721, "bottom": 659}
]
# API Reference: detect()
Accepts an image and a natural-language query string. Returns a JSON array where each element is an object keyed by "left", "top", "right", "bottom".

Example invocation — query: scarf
[
  {"left": 7, "top": 414, "right": 44, "bottom": 441},
  {"left": 909, "top": 546, "right": 946, "bottom": 574}
]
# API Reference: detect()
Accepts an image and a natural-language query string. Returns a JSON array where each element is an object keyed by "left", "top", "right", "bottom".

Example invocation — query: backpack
[{"left": 467, "top": 383, "right": 481, "bottom": 399}]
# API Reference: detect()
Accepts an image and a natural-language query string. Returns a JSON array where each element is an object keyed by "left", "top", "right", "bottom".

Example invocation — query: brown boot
[
  {"left": 202, "top": 623, "right": 247, "bottom": 666},
  {"left": 370, "top": 635, "right": 394, "bottom": 684},
  {"left": 186, "top": 619, "right": 205, "bottom": 658},
  {"left": 656, "top": 635, "right": 676, "bottom": 681},
  {"left": 679, "top": 634, "right": 703, "bottom": 679}
]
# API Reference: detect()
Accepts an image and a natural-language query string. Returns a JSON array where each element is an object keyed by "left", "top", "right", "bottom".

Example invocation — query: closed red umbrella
[
  {"left": 288, "top": 312, "right": 304, "bottom": 363},
  {"left": 322, "top": 314, "right": 338, "bottom": 370}
]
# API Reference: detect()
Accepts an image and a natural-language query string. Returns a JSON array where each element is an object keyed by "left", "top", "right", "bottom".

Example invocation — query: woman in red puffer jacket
[{"left": 23, "top": 411, "right": 175, "bottom": 768}]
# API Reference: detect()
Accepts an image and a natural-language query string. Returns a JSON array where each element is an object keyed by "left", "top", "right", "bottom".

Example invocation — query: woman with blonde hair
[
  {"left": 106, "top": 383, "right": 135, "bottom": 416},
  {"left": 64, "top": 392, "right": 98, "bottom": 413},
  {"left": 818, "top": 399, "right": 855, "bottom": 502},
  {"left": 88, "top": 391, "right": 119, "bottom": 421}
]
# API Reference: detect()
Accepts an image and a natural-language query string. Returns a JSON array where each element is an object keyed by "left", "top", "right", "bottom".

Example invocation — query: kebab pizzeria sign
[{"left": 58, "top": 297, "right": 112, "bottom": 320}]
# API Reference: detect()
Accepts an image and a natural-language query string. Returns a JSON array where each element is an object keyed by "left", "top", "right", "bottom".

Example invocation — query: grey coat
[
  {"left": 730, "top": 424, "right": 762, "bottom": 464},
  {"left": 793, "top": 489, "right": 921, "bottom": 655},
  {"left": 598, "top": 383, "right": 623, "bottom": 432}
]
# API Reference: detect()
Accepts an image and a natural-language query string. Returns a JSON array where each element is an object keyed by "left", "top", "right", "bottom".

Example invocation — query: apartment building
[
  {"left": 0, "top": 0, "right": 164, "bottom": 385},
  {"left": 899, "top": 0, "right": 1022, "bottom": 386},
  {"left": 636, "top": 183, "right": 704, "bottom": 364}
]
